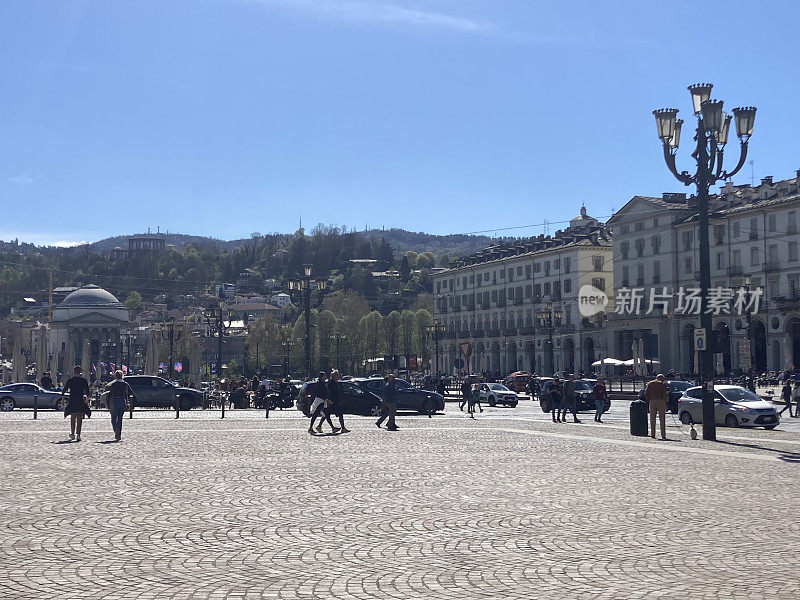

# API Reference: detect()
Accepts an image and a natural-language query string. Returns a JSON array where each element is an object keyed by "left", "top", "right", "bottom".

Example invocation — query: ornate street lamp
[
  {"left": 653, "top": 83, "right": 755, "bottom": 441},
  {"left": 288, "top": 264, "right": 328, "bottom": 379},
  {"left": 426, "top": 322, "right": 446, "bottom": 376},
  {"left": 537, "top": 303, "right": 561, "bottom": 376},
  {"left": 330, "top": 332, "right": 347, "bottom": 372}
]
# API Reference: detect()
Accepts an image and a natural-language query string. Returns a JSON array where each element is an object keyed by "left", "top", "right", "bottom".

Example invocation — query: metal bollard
[
  {"left": 33, "top": 394, "right": 38, "bottom": 420},
  {"left": 221, "top": 395, "right": 225, "bottom": 419},
  {"left": 129, "top": 400, "right": 134, "bottom": 419},
  {"left": 175, "top": 396, "right": 180, "bottom": 419}
]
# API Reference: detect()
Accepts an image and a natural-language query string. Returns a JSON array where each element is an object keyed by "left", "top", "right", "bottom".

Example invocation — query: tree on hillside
[
  {"left": 413, "top": 309, "right": 433, "bottom": 365},
  {"left": 360, "top": 311, "right": 384, "bottom": 365},
  {"left": 399, "top": 255, "right": 411, "bottom": 282},
  {"left": 124, "top": 291, "right": 142, "bottom": 311},
  {"left": 400, "top": 310, "right": 415, "bottom": 356},
  {"left": 384, "top": 310, "right": 401, "bottom": 357}
]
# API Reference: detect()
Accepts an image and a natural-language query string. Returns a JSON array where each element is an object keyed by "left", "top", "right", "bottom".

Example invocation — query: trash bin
[{"left": 630, "top": 400, "right": 648, "bottom": 436}]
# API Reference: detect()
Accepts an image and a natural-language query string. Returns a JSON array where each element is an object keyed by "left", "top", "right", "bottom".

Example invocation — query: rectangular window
[
  {"left": 733, "top": 249, "right": 741, "bottom": 266},
  {"left": 651, "top": 235, "right": 660, "bottom": 255},
  {"left": 592, "top": 277, "right": 606, "bottom": 291},
  {"left": 544, "top": 282, "right": 551, "bottom": 296},
  {"left": 635, "top": 239, "right": 644, "bottom": 257},
  {"left": 749, "top": 218, "right": 758, "bottom": 240},
  {"left": 563, "top": 279, "right": 572, "bottom": 293},
  {"left": 563, "top": 257, "right": 571, "bottom": 273},
  {"left": 684, "top": 257, "right": 692, "bottom": 274},
  {"left": 733, "top": 221, "right": 740, "bottom": 238},
  {"left": 620, "top": 241, "right": 629, "bottom": 260},
  {"left": 621, "top": 266, "right": 629, "bottom": 286},
  {"left": 636, "top": 264, "right": 644, "bottom": 285},
  {"left": 533, "top": 283, "right": 541, "bottom": 298},
  {"left": 789, "top": 242, "right": 798, "bottom": 262},
  {"left": 525, "top": 265, "right": 531, "bottom": 279},
  {"left": 553, "top": 259, "right": 560, "bottom": 270},
  {"left": 716, "top": 252, "right": 724, "bottom": 270},
  {"left": 468, "top": 275, "right": 474, "bottom": 284},
  {"left": 635, "top": 221, "right": 643, "bottom": 231},
  {"left": 789, "top": 211, "right": 797, "bottom": 234},
  {"left": 683, "top": 231, "right": 693, "bottom": 250},
  {"left": 436, "top": 282, "right": 441, "bottom": 293},
  {"left": 500, "top": 269, "right": 505, "bottom": 279},
  {"left": 621, "top": 224, "right": 629, "bottom": 234},
  {"left": 593, "top": 255, "right": 604, "bottom": 271},
  {"left": 653, "top": 260, "right": 661, "bottom": 284},
  {"left": 484, "top": 272, "right": 489, "bottom": 281},
  {"left": 750, "top": 247, "right": 759, "bottom": 266},
  {"left": 768, "top": 214, "right": 777, "bottom": 232},
  {"left": 533, "top": 262, "right": 540, "bottom": 273},
  {"left": 714, "top": 225, "right": 725, "bottom": 245},
  {"left": 768, "top": 244, "right": 778, "bottom": 263},
  {"left": 516, "top": 266, "right": 522, "bottom": 276},
  {"left": 462, "top": 276, "right": 467, "bottom": 288}
]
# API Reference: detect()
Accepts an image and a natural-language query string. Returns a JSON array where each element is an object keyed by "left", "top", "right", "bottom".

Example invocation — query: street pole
[
  {"left": 654, "top": 83, "right": 756, "bottom": 441},
  {"left": 304, "top": 286, "right": 311, "bottom": 379}
]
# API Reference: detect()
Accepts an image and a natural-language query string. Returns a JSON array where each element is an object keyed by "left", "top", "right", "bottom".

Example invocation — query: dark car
[
  {"left": 638, "top": 380, "right": 693, "bottom": 414},
  {"left": 540, "top": 379, "right": 611, "bottom": 413},
  {"left": 297, "top": 380, "right": 383, "bottom": 417},
  {"left": 108, "top": 375, "right": 203, "bottom": 410},
  {"left": 354, "top": 377, "right": 445, "bottom": 414}
]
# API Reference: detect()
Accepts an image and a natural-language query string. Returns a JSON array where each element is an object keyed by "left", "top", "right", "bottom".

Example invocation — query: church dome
[{"left": 61, "top": 285, "right": 122, "bottom": 307}]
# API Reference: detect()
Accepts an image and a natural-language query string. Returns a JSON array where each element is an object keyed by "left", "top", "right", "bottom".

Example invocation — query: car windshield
[
  {"left": 489, "top": 384, "right": 510, "bottom": 391},
  {"left": 719, "top": 387, "right": 761, "bottom": 403},
  {"left": 573, "top": 381, "right": 592, "bottom": 391}
]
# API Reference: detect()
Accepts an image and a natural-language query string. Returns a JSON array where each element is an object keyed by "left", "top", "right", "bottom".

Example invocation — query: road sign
[
  {"left": 694, "top": 328, "right": 707, "bottom": 352},
  {"left": 739, "top": 339, "right": 752, "bottom": 370}
]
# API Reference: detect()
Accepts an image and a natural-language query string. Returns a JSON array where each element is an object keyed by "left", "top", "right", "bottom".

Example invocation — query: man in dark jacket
[
  {"left": 459, "top": 377, "right": 471, "bottom": 411},
  {"left": 328, "top": 370, "right": 349, "bottom": 433},
  {"left": 376, "top": 374, "right": 398, "bottom": 430},
  {"left": 309, "top": 372, "right": 338, "bottom": 434}
]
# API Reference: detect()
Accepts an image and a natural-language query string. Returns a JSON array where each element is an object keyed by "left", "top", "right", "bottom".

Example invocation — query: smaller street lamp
[
  {"left": 537, "top": 303, "right": 562, "bottom": 375},
  {"left": 288, "top": 264, "right": 328, "bottom": 379},
  {"left": 426, "top": 321, "right": 446, "bottom": 376}
]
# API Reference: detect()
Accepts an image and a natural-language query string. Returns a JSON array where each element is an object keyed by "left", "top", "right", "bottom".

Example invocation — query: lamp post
[
  {"left": 330, "top": 332, "right": 346, "bottom": 371},
  {"left": 653, "top": 83, "right": 756, "bottom": 441},
  {"left": 537, "top": 303, "right": 562, "bottom": 376},
  {"left": 161, "top": 317, "right": 182, "bottom": 382},
  {"left": 743, "top": 274, "right": 753, "bottom": 376},
  {"left": 203, "top": 306, "right": 234, "bottom": 382},
  {"left": 282, "top": 338, "right": 293, "bottom": 377},
  {"left": 288, "top": 264, "right": 327, "bottom": 379},
  {"left": 426, "top": 322, "right": 446, "bottom": 376}
]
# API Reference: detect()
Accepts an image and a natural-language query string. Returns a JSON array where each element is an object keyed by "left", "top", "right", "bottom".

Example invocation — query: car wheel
[
  {"left": 488, "top": 396, "right": 496, "bottom": 407},
  {"left": 724, "top": 414, "right": 738, "bottom": 428},
  {"left": 510, "top": 402, "right": 518, "bottom": 408},
  {"left": 419, "top": 398, "right": 437, "bottom": 415},
  {"left": 369, "top": 404, "right": 382, "bottom": 417},
  {"left": 56, "top": 397, "right": 67, "bottom": 411},
  {"left": 679, "top": 411, "right": 693, "bottom": 425},
  {"left": 0, "top": 397, "right": 15, "bottom": 411},
  {"left": 541, "top": 399, "right": 551, "bottom": 413},
  {"left": 764, "top": 424, "right": 777, "bottom": 430}
]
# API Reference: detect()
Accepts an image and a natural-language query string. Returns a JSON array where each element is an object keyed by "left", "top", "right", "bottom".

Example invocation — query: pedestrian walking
[
  {"left": 61, "top": 365, "right": 91, "bottom": 442},
  {"left": 459, "top": 377, "right": 471, "bottom": 411},
  {"left": 561, "top": 374, "right": 581, "bottom": 423},
  {"left": 309, "top": 372, "right": 338, "bottom": 434},
  {"left": 376, "top": 373, "right": 398, "bottom": 430},
  {"left": 793, "top": 380, "right": 800, "bottom": 418},
  {"left": 468, "top": 382, "right": 482, "bottom": 418},
  {"left": 548, "top": 378, "right": 563, "bottom": 423},
  {"left": 328, "top": 370, "right": 350, "bottom": 433},
  {"left": 40, "top": 371, "right": 53, "bottom": 390},
  {"left": 644, "top": 373, "right": 669, "bottom": 440},
  {"left": 593, "top": 378, "right": 607, "bottom": 422},
  {"left": 104, "top": 370, "right": 132, "bottom": 441},
  {"left": 779, "top": 380, "right": 794, "bottom": 417}
]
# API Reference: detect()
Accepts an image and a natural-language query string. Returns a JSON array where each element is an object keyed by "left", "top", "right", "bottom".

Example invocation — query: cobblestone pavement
[{"left": 2, "top": 401, "right": 800, "bottom": 599}]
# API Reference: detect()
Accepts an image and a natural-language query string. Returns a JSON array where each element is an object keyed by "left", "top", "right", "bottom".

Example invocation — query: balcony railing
[
  {"left": 481, "top": 301, "right": 490, "bottom": 310},
  {"left": 513, "top": 298, "right": 523, "bottom": 306},
  {"left": 727, "top": 265, "right": 743, "bottom": 276},
  {"left": 774, "top": 295, "right": 800, "bottom": 309},
  {"left": 486, "top": 329, "right": 500, "bottom": 337},
  {"left": 519, "top": 326, "right": 536, "bottom": 335},
  {"left": 496, "top": 299, "right": 506, "bottom": 308},
  {"left": 503, "top": 327, "right": 517, "bottom": 336},
  {"left": 764, "top": 261, "right": 781, "bottom": 272}
]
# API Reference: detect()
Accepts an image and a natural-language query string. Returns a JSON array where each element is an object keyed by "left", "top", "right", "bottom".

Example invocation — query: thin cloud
[
  {"left": 243, "top": 0, "right": 491, "bottom": 32},
  {"left": 8, "top": 174, "right": 34, "bottom": 185}
]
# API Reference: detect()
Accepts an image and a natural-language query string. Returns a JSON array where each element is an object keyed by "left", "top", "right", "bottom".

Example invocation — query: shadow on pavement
[{"left": 717, "top": 439, "right": 800, "bottom": 463}]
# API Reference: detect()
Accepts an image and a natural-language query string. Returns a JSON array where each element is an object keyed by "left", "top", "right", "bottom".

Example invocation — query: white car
[
  {"left": 677, "top": 385, "right": 780, "bottom": 429},
  {"left": 478, "top": 383, "right": 518, "bottom": 407}
]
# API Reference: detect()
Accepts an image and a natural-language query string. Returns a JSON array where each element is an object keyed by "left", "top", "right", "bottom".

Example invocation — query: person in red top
[{"left": 592, "top": 378, "right": 607, "bottom": 423}]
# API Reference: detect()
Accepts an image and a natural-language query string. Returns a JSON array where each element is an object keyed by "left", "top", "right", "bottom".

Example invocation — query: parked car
[
  {"left": 102, "top": 375, "right": 203, "bottom": 410},
  {"left": 479, "top": 383, "right": 518, "bottom": 407},
  {"left": 539, "top": 379, "right": 611, "bottom": 413},
  {"left": 0, "top": 383, "right": 67, "bottom": 411},
  {"left": 638, "top": 380, "right": 694, "bottom": 414},
  {"left": 677, "top": 385, "right": 780, "bottom": 429},
  {"left": 529, "top": 377, "right": 553, "bottom": 399},
  {"left": 503, "top": 372, "right": 530, "bottom": 393},
  {"left": 354, "top": 377, "right": 445, "bottom": 414},
  {"left": 297, "top": 380, "right": 383, "bottom": 417}
]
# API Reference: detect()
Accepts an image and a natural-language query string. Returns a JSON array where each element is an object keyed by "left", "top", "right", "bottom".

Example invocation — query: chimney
[{"left": 761, "top": 176, "right": 773, "bottom": 185}]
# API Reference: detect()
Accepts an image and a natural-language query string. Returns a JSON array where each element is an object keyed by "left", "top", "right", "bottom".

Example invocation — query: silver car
[
  {"left": 677, "top": 385, "right": 780, "bottom": 429},
  {"left": 478, "top": 383, "right": 519, "bottom": 407},
  {"left": 0, "top": 383, "right": 67, "bottom": 411}
]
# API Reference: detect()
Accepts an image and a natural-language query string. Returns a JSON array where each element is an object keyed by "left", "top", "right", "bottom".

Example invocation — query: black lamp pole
[
  {"left": 654, "top": 83, "right": 756, "bottom": 441},
  {"left": 161, "top": 317, "right": 182, "bottom": 382},
  {"left": 289, "top": 264, "right": 327, "bottom": 379}
]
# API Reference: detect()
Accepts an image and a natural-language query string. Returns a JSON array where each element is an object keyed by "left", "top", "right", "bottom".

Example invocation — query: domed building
[{"left": 49, "top": 285, "right": 131, "bottom": 375}]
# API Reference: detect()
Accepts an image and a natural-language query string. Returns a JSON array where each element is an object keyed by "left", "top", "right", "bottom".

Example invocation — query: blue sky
[{"left": 1, "top": 0, "right": 798, "bottom": 245}]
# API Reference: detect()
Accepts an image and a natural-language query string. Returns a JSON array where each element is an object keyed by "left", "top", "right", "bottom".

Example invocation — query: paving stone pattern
[{"left": 2, "top": 404, "right": 800, "bottom": 599}]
